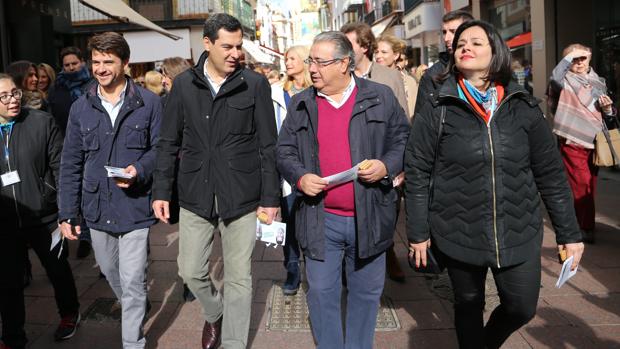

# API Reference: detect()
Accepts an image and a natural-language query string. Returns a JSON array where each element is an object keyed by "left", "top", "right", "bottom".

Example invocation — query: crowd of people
[{"left": 1, "top": 8, "right": 615, "bottom": 349}]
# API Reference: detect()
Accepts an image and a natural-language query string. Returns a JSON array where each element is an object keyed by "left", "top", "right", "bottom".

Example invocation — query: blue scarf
[
  {"left": 56, "top": 66, "right": 91, "bottom": 102},
  {"left": 457, "top": 78, "right": 499, "bottom": 117}
]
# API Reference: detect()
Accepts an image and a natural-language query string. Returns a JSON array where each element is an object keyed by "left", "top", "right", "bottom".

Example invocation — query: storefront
[{"left": 403, "top": 0, "right": 442, "bottom": 66}]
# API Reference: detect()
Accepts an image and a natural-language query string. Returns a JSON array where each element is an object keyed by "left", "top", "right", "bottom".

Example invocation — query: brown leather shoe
[
  {"left": 386, "top": 246, "right": 406, "bottom": 283},
  {"left": 201, "top": 317, "right": 222, "bottom": 349}
]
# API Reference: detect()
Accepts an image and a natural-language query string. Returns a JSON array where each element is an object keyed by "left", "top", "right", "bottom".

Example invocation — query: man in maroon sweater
[{"left": 276, "top": 31, "right": 409, "bottom": 349}]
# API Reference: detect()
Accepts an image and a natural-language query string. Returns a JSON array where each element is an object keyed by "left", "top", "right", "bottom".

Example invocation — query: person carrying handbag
[{"left": 549, "top": 43, "right": 617, "bottom": 243}]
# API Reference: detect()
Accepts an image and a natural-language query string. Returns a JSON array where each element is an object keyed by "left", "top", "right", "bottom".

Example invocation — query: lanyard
[{"left": 1, "top": 122, "right": 13, "bottom": 166}]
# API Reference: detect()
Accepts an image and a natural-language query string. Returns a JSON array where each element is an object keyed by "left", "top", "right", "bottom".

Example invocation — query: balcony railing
[{"left": 71, "top": 0, "right": 215, "bottom": 24}]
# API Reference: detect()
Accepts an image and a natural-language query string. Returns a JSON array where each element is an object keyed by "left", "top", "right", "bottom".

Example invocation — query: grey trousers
[
  {"left": 91, "top": 228, "right": 149, "bottom": 349},
  {"left": 178, "top": 207, "right": 256, "bottom": 349}
]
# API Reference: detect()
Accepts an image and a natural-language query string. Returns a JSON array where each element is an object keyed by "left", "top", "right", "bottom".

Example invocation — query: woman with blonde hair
[
  {"left": 376, "top": 34, "right": 418, "bottom": 117},
  {"left": 273, "top": 45, "right": 312, "bottom": 296},
  {"left": 37, "top": 63, "right": 56, "bottom": 99},
  {"left": 549, "top": 43, "right": 616, "bottom": 243},
  {"left": 414, "top": 64, "right": 428, "bottom": 83},
  {"left": 144, "top": 70, "right": 164, "bottom": 96},
  {"left": 375, "top": 34, "right": 418, "bottom": 282}
]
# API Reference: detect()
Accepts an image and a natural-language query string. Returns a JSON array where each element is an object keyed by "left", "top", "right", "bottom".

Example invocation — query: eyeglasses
[
  {"left": 0, "top": 90, "right": 22, "bottom": 105},
  {"left": 304, "top": 57, "right": 343, "bottom": 68}
]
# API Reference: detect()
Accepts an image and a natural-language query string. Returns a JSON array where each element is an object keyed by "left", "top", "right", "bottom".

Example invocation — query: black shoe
[
  {"left": 282, "top": 263, "right": 300, "bottom": 296},
  {"left": 54, "top": 313, "right": 80, "bottom": 341},
  {"left": 183, "top": 284, "right": 196, "bottom": 302},
  {"left": 76, "top": 241, "right": 91, "bottom": 259}
]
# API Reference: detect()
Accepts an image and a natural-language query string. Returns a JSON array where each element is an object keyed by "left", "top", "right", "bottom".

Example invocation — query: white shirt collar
[
  {"left": 316, "top": 74, "right": 356, "bottom": 109},
  {"left": 203, "top": 58, "right": 228, "bottom": 95}
]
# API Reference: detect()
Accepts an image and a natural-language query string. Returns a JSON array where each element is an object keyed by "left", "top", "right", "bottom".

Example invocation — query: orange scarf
[{"left": 457, "top": 77, "right": 505, "bottom": 124}]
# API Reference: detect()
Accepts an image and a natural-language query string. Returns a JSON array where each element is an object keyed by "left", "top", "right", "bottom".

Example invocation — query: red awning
[{"left": 506, "top": 31, "right": 532, "bottom": 48}]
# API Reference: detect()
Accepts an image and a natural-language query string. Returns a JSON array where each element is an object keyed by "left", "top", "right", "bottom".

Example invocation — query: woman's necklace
[{"left": 289, "top": 82, "right": 304, "bottom": 95}]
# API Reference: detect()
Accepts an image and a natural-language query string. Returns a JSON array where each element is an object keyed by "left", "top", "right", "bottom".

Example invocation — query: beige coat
[
  {"left": 401, "top": 71, "right": 418, "bottom": 122},
  {"left": 368, "top": 63, "right": 410, "bottom": 118}
]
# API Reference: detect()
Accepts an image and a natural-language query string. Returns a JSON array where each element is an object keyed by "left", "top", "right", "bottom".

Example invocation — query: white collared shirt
[
  {"left": 204, "top": 59, "right": 228, "bottom": 96},
  {"left": 316, "top": 75, "right": 356, "bottom": 109},
  {"left": 358, "top": 62, "right": 373, "bottom": 80},
  {"left": 98, "top": 79, "right": 127, "bottom": 127}
]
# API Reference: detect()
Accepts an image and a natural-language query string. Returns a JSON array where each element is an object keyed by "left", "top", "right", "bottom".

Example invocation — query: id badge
[{"left": 1, "top": 170, "right": 20, "bottom": 186}]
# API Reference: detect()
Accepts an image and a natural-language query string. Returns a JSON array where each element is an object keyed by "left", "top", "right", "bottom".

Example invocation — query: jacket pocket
[
  {"left": 178, "top": 158, "right": 203, "bottom": 205},
  {"left": 370, "top": 187, "right": 398, "bottom": 244},
  {"left": 81, "top": 180, "right": 100, "bottom": 221},
  {"left": 228, "top": 154, "right": 261, "bottom": 206},
  {"left": 227, "top": 97, "right": 255, "bottom": 134},
  {"left": 80, "top": 119, "right": 100, "bottom": 151},
  {"left": 124, "top": 122, "right": 149, "bottom": 149}
]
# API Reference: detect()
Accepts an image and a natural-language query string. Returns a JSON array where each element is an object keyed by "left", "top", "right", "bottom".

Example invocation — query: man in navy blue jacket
[{"left": 58, "top": 32, "right": 161, "bottom": 349}]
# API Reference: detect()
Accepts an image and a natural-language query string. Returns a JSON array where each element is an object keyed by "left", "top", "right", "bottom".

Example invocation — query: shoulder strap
[{"left": 428, "top": 106, "right": 446, "bottom": 206}]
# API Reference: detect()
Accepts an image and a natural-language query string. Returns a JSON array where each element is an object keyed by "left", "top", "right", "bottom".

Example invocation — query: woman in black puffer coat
[{"left": 405, "top": 20, "right": 584, "bottom": 349}]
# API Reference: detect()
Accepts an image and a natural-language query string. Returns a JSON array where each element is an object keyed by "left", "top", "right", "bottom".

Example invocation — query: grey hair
[{"left": 312, "top": 31, "right": 356, "bottom": 71}]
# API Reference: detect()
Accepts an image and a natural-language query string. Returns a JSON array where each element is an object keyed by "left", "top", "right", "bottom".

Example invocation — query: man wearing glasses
[{"left": 276, "top": 31, "right": 409, "bottom": 349}]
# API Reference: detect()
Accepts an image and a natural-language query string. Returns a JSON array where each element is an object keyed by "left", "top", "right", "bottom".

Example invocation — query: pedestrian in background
[
  {"left": 161, "top": 57, "right": 191, "bottom": 95},
  {"left": 37, "top": 63, "right": 56, "bottom": 100},
  {"left": 144, "top": 70, "right": 164, "bottom": 96},
  {"left": 406, "top": 20, "right": 584, "bottom": 349},
  {"left": 271, "top": 45, "right": 312, "bottom": 296},
  {"left": 277, "top": 31, "right": 409, "bottom": 349},
  {"left": 549, "top": 43, "right": 616, "bottom": 244},
  {"left": 5, "top": 61, "right": 46, "bottom": 111},
  {"left": 0, "top": 73, "right": 80, "bottom": 349},
  {"left": 341, "top": 22, "right": 409, "bottom": 282},
  {"left": 59, "top": 32, "right": 162, "bottom": 349},
  {"left": 376, "top": 34, "right": 418, "bottom": 121},
  {"left": 152, "top": 13, "right": 279, "bottom": 349},
  {"left": 414, "top": 10, "right": 473, "bottom": 114}
]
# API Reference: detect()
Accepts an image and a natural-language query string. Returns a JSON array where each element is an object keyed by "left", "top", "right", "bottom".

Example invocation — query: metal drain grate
[
  {"left": 83, "top": 297, "right": 122, "bottom": 322},
  {"left": 266, "top": 283, "right": 400, "bottom": 332}
]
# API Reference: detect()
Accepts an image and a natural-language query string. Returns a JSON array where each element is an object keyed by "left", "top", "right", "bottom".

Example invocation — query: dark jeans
[
  {"left": 1, "top": 223, "right": 80, "bottom": 348},
  {"left": 445, "top": 254, "right": 540, "bottom": 349},
  {"left": 281, "top": 194, "right": 300, "bottom": 270}
]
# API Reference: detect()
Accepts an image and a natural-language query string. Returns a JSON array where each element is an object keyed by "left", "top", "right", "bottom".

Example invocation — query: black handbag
[{"left": 408, "top": 246, "right": 444, "bottom": 274}]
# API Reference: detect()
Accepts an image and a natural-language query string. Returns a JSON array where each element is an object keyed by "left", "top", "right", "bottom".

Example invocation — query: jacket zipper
[
  {"left": 3, "top": 130, "right": 22, "bottom": 228},
  {"left": 440, "top": 91, "right": 522, "bottom": 268}
]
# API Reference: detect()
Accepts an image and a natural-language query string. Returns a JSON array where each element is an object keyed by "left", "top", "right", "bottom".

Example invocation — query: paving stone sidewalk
[{"left": 14, "top": 169, "right": 620, "bottom": 348}]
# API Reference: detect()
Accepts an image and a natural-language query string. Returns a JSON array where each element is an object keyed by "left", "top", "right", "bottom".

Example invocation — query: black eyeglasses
[
  {"left": 304, "top": 57, "right": 343, "bottom": 68},
  {"left": 0, "top": 90, "right": 22, "bottom": 105}
]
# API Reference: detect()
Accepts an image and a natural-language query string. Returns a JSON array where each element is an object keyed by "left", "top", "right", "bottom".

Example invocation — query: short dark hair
[
  {"left": 5, "top": 60, "right": 37, "bottom": 90},
  {"left": 440, "top": 20, "right": 512, "bottom": 86},
  {"left": 203, "top": 13, "right": 242, "bottom": 43},
  {"left": 340, "top": 22, "right": 376, "bottom": 60},
  {"left": 88, "top": 32, "right": 130, "bottom": 62},
  {"left": 60, "top": 46, "right": 83, "bottom": 62},
  {"left": 442, "top": 10, "right": 474, "bottom": 24}
]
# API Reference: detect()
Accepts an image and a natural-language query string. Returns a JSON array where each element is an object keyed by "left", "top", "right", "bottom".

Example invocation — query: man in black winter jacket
[
  {"left": 152, "top": 14, "right": 279, "bottom": 349},
  {"left": 414, "top": 10, "right": 473, "bottom": 115}
]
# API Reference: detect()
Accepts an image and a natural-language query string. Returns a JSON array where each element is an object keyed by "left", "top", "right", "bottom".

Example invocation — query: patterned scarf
[
  {"left": 552, "top": 68, "right": 606, "bottom": 148},
  {"left": 55, "top": 66, "right": 91, "bottom": 102},
  {"left": 457, "top": 76, "right": 504, "bottom": 124}
]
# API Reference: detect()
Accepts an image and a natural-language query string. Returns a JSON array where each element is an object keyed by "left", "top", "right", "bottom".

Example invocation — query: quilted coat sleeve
[
  {"left": 528, "top": 108, "right": 582, "bottom": 244},
  {"left": 276, "top": 97, "right": 311, "bottom": 191},
  {"left": 58, "top": 102, "right": 85, "bottom": 221},
  {"left": 404, "top": 102, "right": 439, "bottom": 243}
]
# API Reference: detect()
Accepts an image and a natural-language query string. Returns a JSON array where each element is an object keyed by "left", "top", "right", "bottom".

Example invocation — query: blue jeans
[
  {"left": 305, "top": 212, "right": 386, "bottom": 349},
  {"left": 281, "top": 194, "right": 300, "bottom": 271}
]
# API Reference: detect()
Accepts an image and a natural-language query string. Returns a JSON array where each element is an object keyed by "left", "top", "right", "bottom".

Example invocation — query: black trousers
[
  {"left": 445, "top": 254, "right": 540, "bottom": 349},
  {"left": 1, "top": 223, "right": 80, "bottom": 348}
]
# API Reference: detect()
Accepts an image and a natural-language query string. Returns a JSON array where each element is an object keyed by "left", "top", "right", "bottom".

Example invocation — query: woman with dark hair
[
  {"left": 5, "top": 61, "right": 46, "bottom": 110},
  {"left": 405, "top": 20, "right": 584, "bottom": 348},
  {"left": 0, "top": 73, "right": 80, "bottom": 349}
]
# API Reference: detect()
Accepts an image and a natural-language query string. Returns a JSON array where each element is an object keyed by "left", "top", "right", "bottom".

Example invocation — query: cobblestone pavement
[{"left": 11, "top": 169, "right": 620, "bottom": 348}]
